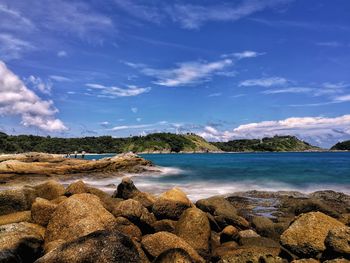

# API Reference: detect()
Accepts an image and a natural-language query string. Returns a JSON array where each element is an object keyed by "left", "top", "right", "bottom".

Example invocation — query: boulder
[
  {"left": 239, "top": 237, "right": 280, "bottom": 251},
  {"left": 217, "top": 246, "right": 281, "bottom": 263},
  {"left": 34, "top": 180, "right": 65, "bottom": 200},
  {"left": 0, "top": 211, "right": 31, "bottom": 226},
  {"left": 0, "top": 222, "right": 45, "bottom": 263},
  {"left": 323, "top": 259, "right": 350, "bottom": 263},
  {"left": 153, "top": 219, "right": 177, "bottom": 233},
  {"left": 111, "top": 199, "right": 155, "bottom": 233},
  {"left": 220, "top": 225, "right": 238, "bottom": 243},
  {"left": 152, "top": 187, "right": 192, "bottom": 220},
  {"left": 113, "top": 217, "right": 142, "bottom": 241},
  {"left": 280, "top": 212, "right": 345, "bottom": 258},
  {"left": 153, "top": 248, "right": 193, "bottom": 263},
  {"left": 212, "top": 241, "right": 239, "bottom": 260},
  {"left": 141, "top": 231, "right": 204, "bottom": 263},
  {"left": 175, "top": 207, "right": 211, "bottom": 258},
  {"left": 291, "top": 259, "right": 319, "bottom": 263},
  {"left": 132, "top": 192, "right": 156, "bottom": 210},
  {"left": 237, "top": 229, "right": 260, "bottom": 240},
  {"left": 64, "top": 180, "right": 88, "bottom": 196},
  {"left": 196, "top": 196, "right": 249, "bottom": 230},
  {"left": 31, "top": 198, "right": 58, "bottom": 226},
  {"left": 252, "top": 216, "right": 280, "bottom": 240},
  {"left": 0, "top": 186, "right": 37, "bottom": 215},
  {"left": 324, "top": 226, "right": 350, "bottom": 259},
  {"left": 113, "top": 177, "right": 141, "bottom": 199},
  {"left": 35, "top": 230, "right": 142, "bottom": 263},
  {"left": 45, "top": 193, "right": 116, "bottom": 243},
  {"left": 293, "top": 199, "right": 340, "bottom": 218}
]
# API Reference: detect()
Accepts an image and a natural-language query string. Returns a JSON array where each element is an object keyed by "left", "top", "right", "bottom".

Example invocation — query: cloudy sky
[{"left": 1, "top": 0, "right": 350, "bottom": 147}]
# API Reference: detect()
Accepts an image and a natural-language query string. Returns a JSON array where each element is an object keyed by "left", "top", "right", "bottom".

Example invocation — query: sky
[{"left": 0, "top": 0, "right": 350, "bottom": 148}]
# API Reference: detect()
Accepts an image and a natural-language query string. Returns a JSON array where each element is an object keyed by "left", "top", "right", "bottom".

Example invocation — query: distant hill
[
  {"left": 330, "top": 140, "right": 350, "bottom": 151},
  {"left": 213, "top": 136, "right": 320, "bottom": 152}
]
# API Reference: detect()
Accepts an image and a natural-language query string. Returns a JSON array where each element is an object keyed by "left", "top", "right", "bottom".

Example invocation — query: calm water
[{"left": 83, "top": 152, "right": 350, "bottom": 200}]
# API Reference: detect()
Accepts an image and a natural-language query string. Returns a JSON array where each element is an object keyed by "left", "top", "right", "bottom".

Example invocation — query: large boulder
[
  {"left": 34, "top": 180, "right": 65, "bottom": 200},
  {"left": 45, "top": 193, "right": 116, "bottom": 244},
  {"left": 324, "top": 226, "right": 350, "bottom": 259},
  {"left": 31, "top": 198, "right": 58, "bottom": 226},
  {"left": 113, "top": 177, "right": 141, "bottom": 199},
  {"left": 252, "top": 216, "right": 281, "bottom": 240},
  {"left": 141, "top": 231, "right": 204, "bottom": 263},
  {"left": 0, "top": 186, "right": 37, "bottom": 215},
  {"left": 280, "top": 212, "right": 345, "bottom": 258},
  {"left": 196, "top": 196, "right": 249, "bottom": 230},
  {"left": 0, "top": 222, "right": 45, "bottom": 263},
  {"left": 153, "top": 248, "right": 193, "bottom": 263},
  {"left": 0, "top": 211, "right": 31, "bottom": 226},
  {"left": 113, "top": 217, "right": 142, "bottom": 241},
  {"left": 175, "top": 207, "right": 211, "bottom": 258},
  {"left": 111, "top": 199, "right": 155, "bottom": 233},
  {"left": 35, "top": 230, "right": 141, "bottom": 263},
  {"left": 152, "top": 187, "right": 192, "bottom": 220}
]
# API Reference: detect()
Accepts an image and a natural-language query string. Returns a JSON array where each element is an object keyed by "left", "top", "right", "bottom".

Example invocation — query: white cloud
[
  {"left": 136, "top": 118, "right": 142, "bottom": 122},
  {"left": 199, "top": 115, "right": 350, "bottom": 148},
  {"left": 131, "top": 107, "right": 138, "bottom": 113},
  {"left": 223, "top": 50, "right": 264, "bottom": 59},
  {"left": 0, "top": 61, "right": 67, "bottom": 132},
  {"left": 333, "top": 94, "right": 350, "bottom": 102},
  {"left": 208, "top": 92, "right": 222, "bottom": 97},
  {"left": 50, "top": 75, "right": 72, "bottom": 82},
  {"left": 99, "top": 121, "right": 110, "bottom": 128},
  {"left": 57, "top": 50, "right": 67, "bottom": 57},
  {"left": 0, "top": 33, "right": 35, "bottom": 60},
  {"left": 262, "top": 87, "right": 312, "bottom": 94},
  {"left": 316, "top": 41, "right": 342, "bottom": 47},
  {"left": 109, "top": 121, "right": 171, "bottom": 131},
  {"left": 26, "top": 75, "right": 52, "bottom": 95},
  {"left": 86, "top": 83, "right": 151, "bottom": 97},
  {"left": 240, "top": 77, "right": 288, "bottom": 87}
]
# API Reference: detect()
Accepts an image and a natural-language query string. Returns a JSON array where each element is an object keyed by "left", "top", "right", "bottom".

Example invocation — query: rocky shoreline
[{"left": 0, "top": 177, "right": 349, "bottom": 263}]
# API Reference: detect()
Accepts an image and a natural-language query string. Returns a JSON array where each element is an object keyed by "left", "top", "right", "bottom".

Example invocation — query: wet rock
[
  {"left": 310, "top": 190, "right": 350, "bottom": 214},
  {"left": 0, "top": 222, "right": 45, "bottom": 263},
  {"left": 34, "top": 180, "right": 65, "bottom": 200},
  {"left": 0, "top": 186, "right": 37, "bottom": 215},
  {"left": 153, "top": 248, "right": 193, "bottom": 263},
  {"left": 113, "top": 177, "right": 140, "bottom": 199},
  {"left": 280, "top": 211, "right": 345, "bottom": 258},
  {"left": 35, "top": 230, "right": 141, "bottom": 263},
  {"left": 293, "top": 199, "right": 340, "bottom": 218},
  {"left": 0, "top": 211, "right": 31, "bottom": 226},
  {"left": 220, "top": 225, "right": 238, "bottom": 243},
  {"left": 175, "top": 207, "right": 211, "bottom": 258},
  {"left": 31, "top": 197, "right": 58, "bottom": 226},
  {"left": 239, "top": 236, "right": 280, "bottom": 251},
  {"left": 153, "top": 219, "right": 177, "bottom": 233},
  {"left": 153, "top": 187, "right": 192, "bottom": 220},
  {"left": 324, "top": 226, "right": 350, "bottom": 259},
  {"left": 196, "top": 196, "right": 249, "bottom": 230},
  {"left": 113, "top": 217, "right": 142, "bottom": 241},
  {"left": 45, "top": 193, "right": 116, "bottom": 243},
  {"left": 141, "top": 231, "right": 204, "bottom": 263},
  {"left": 112, "top": 199, "right": 156, "bottom": 233},
  {"left": 207, "top": 212, "right": 221, "bottom": 232},
  {"left": 252, "top": 216, "right": 280, "bottom": 240}
]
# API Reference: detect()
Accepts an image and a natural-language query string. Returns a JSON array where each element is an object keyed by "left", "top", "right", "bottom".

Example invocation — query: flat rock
[
  {"left": 35, "top": 230, "right": 141, "bottom": 263},
  {"left": 280, "top": 211, "right": 345, "bottom": 258}
]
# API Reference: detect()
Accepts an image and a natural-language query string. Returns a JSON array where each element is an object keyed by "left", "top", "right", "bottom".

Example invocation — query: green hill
[
  {"left": 213, "top": 135, "right": 320, "bottom": 152},
  {"left": 330, "top": 140, "right": 350, "bottom": 151}
]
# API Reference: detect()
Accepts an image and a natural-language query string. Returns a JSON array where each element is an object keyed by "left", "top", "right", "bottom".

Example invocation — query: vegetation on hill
[
  {"left": 0, "top": 132, "right": 220, "bottom": 154},
  {"left": 330, "top": 140, "right": 350, "bottom": 151},
  {"left": 213, "top": 135, "right": 320, "bottom": 152}
]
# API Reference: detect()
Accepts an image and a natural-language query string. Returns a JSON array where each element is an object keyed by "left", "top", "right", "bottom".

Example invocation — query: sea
[{"left": 81, "top": 152, "right": 350, "bottom": 200}]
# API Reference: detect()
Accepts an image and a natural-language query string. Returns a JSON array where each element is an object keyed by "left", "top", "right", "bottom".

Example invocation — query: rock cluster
[{"left": 0, "top": 178, "right": 349, "bottom": 263}]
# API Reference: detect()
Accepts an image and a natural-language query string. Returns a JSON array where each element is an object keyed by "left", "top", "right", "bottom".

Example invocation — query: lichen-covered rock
[
  {"left": 141, "top": 231, "right": 204, "bottom": 263},
  {"left": 34, "top": 180, "right": 65, "bottom": 200},
  {"left": 45, "top": 193, "right": 116, "bottom": 243},
  {"left": 153, "top": 248, "right": 193, "bottom": 263},
  {"left": 112, "top": 199, "right": 155, "bottom": 233},
  {"left": 280, "top": 212, "right": 345, "bottom": 258},
  {"left": 31, "top": 197, "right": 58, "bottom": 226},
  {"left": 0, "top": 186, "right": 37, "bottom": 215},
  {"left": 153, "top": 219, "right": 177, "bottom": 233},
  {"left": 0, "top": 211, "right": 31, "bottom": 226},
  {"left": 0, "top": 222, "right": 45, "bottom": 263},
  {"left": 196, "top": 196, "right": 249, "bottom": 230},
  {"left": 153, "top": 187, "right": 192, "bottom": 220},
  {"left": 324, "top": 226, "right": 350, "bottom": 259},
  {"left": 35, "top": 230, "right": 141, "bottom": 263},
  {"left": 175, "top": 207, "right": 211, "bottom": 258},
  {"left": 64, "top": 180, "right": 88, "bottom": 196}
]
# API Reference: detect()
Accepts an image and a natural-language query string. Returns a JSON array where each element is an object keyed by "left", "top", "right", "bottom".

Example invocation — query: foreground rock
[
  {"left": 35, "top": 230, "right": 141, "bottom": 263},
  {"left": 280, "top": 211, "right": 345, "bottom": 258},
  {"left": 324, "top": 226, "right": 350, "bottom": 259}
]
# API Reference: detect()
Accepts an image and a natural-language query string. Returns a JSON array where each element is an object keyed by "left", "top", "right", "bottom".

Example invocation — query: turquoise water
[{"left": 83, "top": 152, "right": 350, "bottom": 199}]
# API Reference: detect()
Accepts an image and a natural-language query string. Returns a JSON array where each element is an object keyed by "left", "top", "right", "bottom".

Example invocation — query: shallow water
[{"left": 82, "top": 152, "right": 350, "bottom": 200}]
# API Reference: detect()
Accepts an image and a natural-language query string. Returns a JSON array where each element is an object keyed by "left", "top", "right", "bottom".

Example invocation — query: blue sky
[{"left": 1, "top": 0, "right": 350, "bottom": 147}]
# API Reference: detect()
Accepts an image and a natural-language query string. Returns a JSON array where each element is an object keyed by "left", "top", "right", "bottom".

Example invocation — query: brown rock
[
  {"left": 34, "top": 180, "right": 65, "bottom": 200},
  {"left": 323, "top": 259, "right": 350, "bottom": 263},
  {"left": 175, "top": 207, "right": 211, "bottom": 258},
  {"left": 153, "top": 219, "right": 177, "bottom": 233},
  {"left": 324, "top": 226, "right": 350, "bottom": 259},
  {"left": 152, "top": 187, "right": 192, "bottom": 220},
  {"left": 31, "top": 197, "right": 58, "bottom": 226},
  {"left": 64, "top": 180, "right": 88, "bottom": 196},
  {"left": 0, "top": 222, "right": 45, "bottom": 263},
  {"left": 280, "top": 212, "right": 345, "bottom": 258},
  {"left": 50, "top": 196, "right": 67, "bottom": 204},
  {"left": 0, "top": 211, "right": 31, "bottom": 226},
  {"left": 291, "top": 259, "right": 320, "bottom": 263},
  {"left": 113, "top": 217, "right": 142, "bottom": 241},
  {"left": 237, "top": 229, "right": 260, "bottom": 240},
  {"left": 220, "top": 225, "right": 238, "bottom": 243},
  {"left": 113, "top": 177, "right": 141, "bottom": 199},
  {"left": 212, "top": 241, "right": 239, "bottom": 260},
  {"left": 0, "top": 186, "right": 37, "bottom": 215},
  {"left": 45, "top": 193, "right": 116, "bottom": 243},
  {"left": 153, "top": 248, "right": 193, "bottom": 263},
  {"left": 217, "top": 246, "right": 281, "bottom": 263},
  {"left": 252, "top": 216, "right": 280, "bottom": 240},
  {"left": 35, "top": 230, "right": 142, "bottom": 263},
  {"left": 141, "top": 231, "right": 204, "bottom": 263}
]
